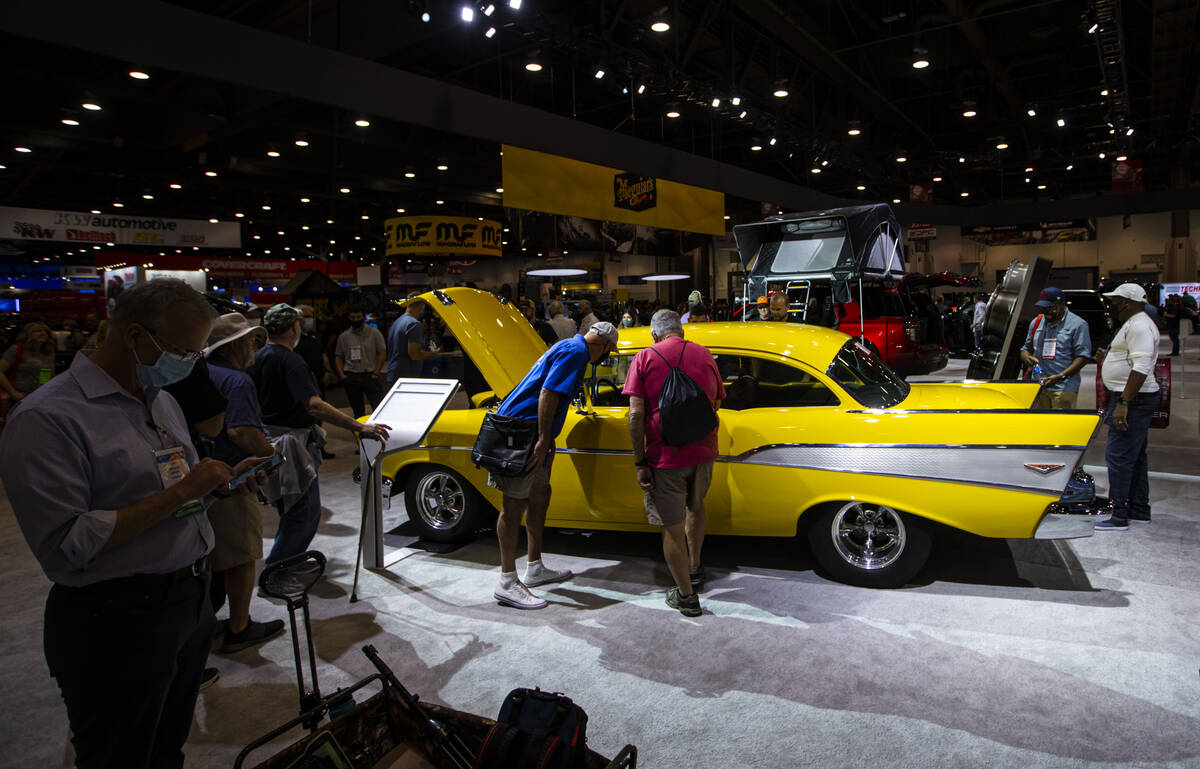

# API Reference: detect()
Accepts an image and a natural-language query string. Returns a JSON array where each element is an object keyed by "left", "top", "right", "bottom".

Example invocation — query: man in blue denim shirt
[{"left": 1020, "top": 287, "right": 1092, "bottom": 409}]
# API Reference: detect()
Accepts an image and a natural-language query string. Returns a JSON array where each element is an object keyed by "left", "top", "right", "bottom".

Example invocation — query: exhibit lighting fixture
[
  {"left": 421, "top": 11, "right": 430, "bottom": 22},
  {"left": 300, "top": 196, "right": 310, "bottom": 203},
  {"left": 205, "top": 170, "right": 218, "bottom": 176},
  {"left": 485, "top": 26, "right": 496, "bottom": 38},
  {"left": 962, "top": 108, "right": 977, "bottom": 117},
  {"left": 1025, "top": 177, "right": 1031, "bottom": 183},
  {"left": 437, "top": 164, "right": 449, "bottom": 171},
  {"left": 594, "top": 68, "right": 606, "bottom": 79},
  {"left": 1126, "top": 127, "right": 1134, "bottom": 136},
  {"left": 666, "top": 108, "right": 680, "bottom": 118},
  {"left": 750, "top": 143, "right": 763, "bottom": 151},
  {"left": 769, "top": 137, "right": 777, "bottom": 146},
  {"left": 235, "top": 211, "right": 245, "bottom": 217},
  {"left": 960, "top": 191, "right": 969, "bottom": 197},
  {"left": 1057, "top": 117, "right": 1066, "bottom": 127},
  {"left": 496, "top": 187, "right": 504, "bottom": 193},
  {"left": 995, "top": 142, "right": 1008, "bottom": 150},
  {"left": 209, "top": 218, "right": 219, "bottom": 223},
  {"left": 1025, "top": 167, "right": 1034, "bottom": 172},
  {"left": 847, "top": 123, "right": 862, "bottom": 136},
  {"left": 526, "top": 61, "right": 542, "bottom": 72},
  {"left": 810, "top": 167, "right": 821, "bottom": 174},
  {"left": 528, "top": 268, "right": 586, "bottom": 277},
  {"left": 1101, "top": 88, "right": 1109, "bottom": 96},
  {"left": 355, "top": 118, "right": 370, "bottom": 127},
  {"left": 142, "top": 191, "right": 154, "bottom": 200},
  {"left": 642, "top": 273, "right": 690, "bottom": 281},
  {"left": 14, "top": 146, "right": 31, "bottom": 153},
  {"left": 711, "top": 97, "right": 720, "bottom": 108},
  {"left": 295, "top": 138, "right": 309, "bottom": 146},
  {"left": 637, "top": 84, "right": 646, "bottom": 94},
  {"left": 773, "top": 87, "right": 789, "bottom": 98},
  {"left": 461, "top": 6, "right": 474, "bottom": 22},
  {"left": 912, "top": 48, "right": 930, "bottom": 69},
  {"left": 892, "top": 198, "right": 901, "bottom": 204},
  {"left": 1098, "top": 152, "right": 1106, "bottom": 159},
  {"left": 405, "top": 170, "right": 416, "bottom": 177},
  {"left": 895, "top": 155, "right": 907, "bottom": 163},
  {"left": 1037, "top": 184, "right": 1047, "bottom": 189},
  {"left": 508, "top": 0, "right": 521, "bottom": 8},
  {"left": 1116, "top": 155, "right": 1128, "bottom": 161},
  {"left": 262, "top": 203, "right": 271, "bottom": 210},
  {"left": 1066, "top": 164, "right": 1074, "bottom": 170},
  {"left": 482, "top": 3, "right": 495, "bottom": 15},
  {"left": 958, "top": 156, "right": 965, "bottom": 163},
  {"left": 932, "top": 176, "right": 942, "bottom": 182},
  {"left": 82, "top": 102, "right": 101, "bottom": 111},
  {"left": 731, "top": 96, "right": 741, "bottom": 106},
  {"left": 129, "top": 70, "right": 150, "bottom": 80},
  {"left": 1027, "top": 108, "right": 1037, "bottom": 117},
  {"left": 738, "top": 110, "right": 747, "bottom": 119},
  {"left": 340, "top": 187, "right": 351, "bottom": 193},
  {"left": 61, "top": 118, "right": 79, "bottom": 126},
  {"left": 651, "top": 20, "right": 670, "bottom": 32},
  {"left": 436, "top": 200, "right": 444, "bottom": 205},
  {"left": 857, "top": 185, "right": 866, "bottom": 191},
  {"left": 267, "top": 149, "right": 281, "bottom": 157},
  {"left": 1088, "top": 22, "right": 1099, "bottom": 34}
]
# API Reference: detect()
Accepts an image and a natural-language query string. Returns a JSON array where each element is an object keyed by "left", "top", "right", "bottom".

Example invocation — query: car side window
[
  {"left": 713, "top": 354, "right": 839, "bottom": 410},
  {"left": 588, "top": 353, "right": 634, "bottom": 407}
]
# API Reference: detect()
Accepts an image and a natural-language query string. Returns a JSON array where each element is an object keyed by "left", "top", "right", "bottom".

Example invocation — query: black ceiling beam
[{"left": 0, "top": 0, "right": 846, "bottom": 213}]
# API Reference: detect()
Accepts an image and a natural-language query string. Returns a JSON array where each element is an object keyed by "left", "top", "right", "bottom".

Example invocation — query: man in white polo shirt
[{"left": 1095, "top": 283, "right": 1160, "bottom": 531}]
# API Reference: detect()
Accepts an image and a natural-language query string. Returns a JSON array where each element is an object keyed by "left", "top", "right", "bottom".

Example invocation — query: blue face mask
[{"left": 135, "top": 331, "right": 197, "bottom": 389}]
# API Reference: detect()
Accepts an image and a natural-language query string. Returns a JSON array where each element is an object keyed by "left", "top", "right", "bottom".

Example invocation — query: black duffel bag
[{"left": 472, "top": 412, "right": 537, "bottom": 476}]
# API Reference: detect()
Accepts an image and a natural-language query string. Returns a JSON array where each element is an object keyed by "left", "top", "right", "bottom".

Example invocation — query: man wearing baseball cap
[
  {"left": 1019, "top": 287, "right": 1092, "bottom": 409},
  {"left": 1095, "top": 283, "right": 1160, "bottom": 531},
  {"left": 486, "top": 320, "right": 619, "bottom": 609}
]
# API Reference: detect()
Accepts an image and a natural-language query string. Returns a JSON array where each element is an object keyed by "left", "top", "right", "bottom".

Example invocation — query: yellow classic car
[{"left": 375, "top": 287, "right": 1100, "bottom": 588}]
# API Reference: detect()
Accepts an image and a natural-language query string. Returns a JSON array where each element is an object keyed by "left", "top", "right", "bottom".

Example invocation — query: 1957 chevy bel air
[{"left": 371, "top": 288, "right": 1099, "bottom": 588}]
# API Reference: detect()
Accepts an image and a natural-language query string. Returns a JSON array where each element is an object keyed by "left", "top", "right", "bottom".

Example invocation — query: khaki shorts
[
  {"left": 1033, "top": 389, "right": 1079, "bottom": 409},
  {"left": 207, "top": 492, "right": 264, "bottom": 572},
  {"left": 488, "top": 453, "right": 552, "bottom": 500},
  {"left": 644, "top": 463, "right": 713, "bottom": 528}
]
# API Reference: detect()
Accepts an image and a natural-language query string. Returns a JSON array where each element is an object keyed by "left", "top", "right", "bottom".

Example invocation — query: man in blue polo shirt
[
  {"left": 1019, "top": 286, "right": 1092, "bottom": 409},
  {"left": 488, "top": 321, "right": 620, "bottom": 609}
]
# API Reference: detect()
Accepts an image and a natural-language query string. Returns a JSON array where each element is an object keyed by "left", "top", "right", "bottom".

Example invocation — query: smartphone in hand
[{"left": 227, "top": 453, "right": 285, "bottom": 492}]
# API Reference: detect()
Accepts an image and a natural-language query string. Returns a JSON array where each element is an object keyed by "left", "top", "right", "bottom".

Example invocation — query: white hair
[{"left": 650, "top": 309, "right": 683, "bottom": 338}]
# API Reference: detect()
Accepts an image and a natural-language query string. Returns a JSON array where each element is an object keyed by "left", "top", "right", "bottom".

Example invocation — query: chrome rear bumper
[{"left": 1034, "top": 513, "right": 1096, "bottom": 540}]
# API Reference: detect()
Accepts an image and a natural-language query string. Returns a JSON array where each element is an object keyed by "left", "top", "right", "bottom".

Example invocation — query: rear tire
[
  {"left": 404, "top": 465, "right": 486, "bottom": 543},
  {"left": 806, "top": 501, "right": 931, "bottom": 588}
]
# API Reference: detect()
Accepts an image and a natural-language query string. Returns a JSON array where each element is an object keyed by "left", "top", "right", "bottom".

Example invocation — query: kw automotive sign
[
  {"left": 383, "top": 216, "right": 503, "bottom": 258},
  {"left": 501, "top": 145, "right": 725, "bottom": 236},
  {"left": 0, "top": 206, "right": 242, "bottom": 248}
]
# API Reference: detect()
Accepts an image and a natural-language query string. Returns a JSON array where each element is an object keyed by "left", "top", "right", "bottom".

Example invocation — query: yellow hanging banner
[
  {"left": 383, "top": 216, "right": 503, "bottom": 258},
  {"left": 501, "top": 145, "right": 726, "bottom": 236}
]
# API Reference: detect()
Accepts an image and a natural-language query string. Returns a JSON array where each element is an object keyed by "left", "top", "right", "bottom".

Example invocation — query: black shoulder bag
[{"left": 472, "top": 412, "right": 538, "bottom": 476}]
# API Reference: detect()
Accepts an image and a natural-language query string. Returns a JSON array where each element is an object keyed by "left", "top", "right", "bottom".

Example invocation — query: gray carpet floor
[{"left": 2, "top": 337, "right": 1199, "bottom": 768}]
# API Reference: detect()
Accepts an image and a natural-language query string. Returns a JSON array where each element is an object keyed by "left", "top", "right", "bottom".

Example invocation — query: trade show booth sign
[
  {"left": 1, "top": 206, "right": 242, "bottom": 249},
  {"left": 500, "top": 145, "right": 726, "bottom": 236},
  {"left": 384, "top": 216, "right": 503, "bottom": 259}
]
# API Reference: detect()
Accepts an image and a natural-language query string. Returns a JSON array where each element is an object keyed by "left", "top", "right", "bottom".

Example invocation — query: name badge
[
  {"left": 155, "top": 446, "right": 205, "bottom": 518},
  {"left": 349, "top": 344, "right": 363, "bottom": 364},
  {"left": 1041, "top": 338, "right": 1057, "bottom": 360}
]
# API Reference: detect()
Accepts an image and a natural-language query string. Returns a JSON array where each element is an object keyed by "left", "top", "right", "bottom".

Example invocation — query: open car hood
[{"left": 418, "top": 287, "right": 547, "bottom": 399}]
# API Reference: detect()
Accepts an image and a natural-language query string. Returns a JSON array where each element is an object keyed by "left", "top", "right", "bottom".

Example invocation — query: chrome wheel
[
  {"left": 830, "top": 502, "right": 906, "bottom": 570},
  {"left": 413, "top": 471, "right": 466, "bottom": 531}
]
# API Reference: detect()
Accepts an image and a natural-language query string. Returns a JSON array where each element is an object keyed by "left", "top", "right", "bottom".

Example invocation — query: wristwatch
[{"left": 1119, "top": 398, "right": 1131, "bottom": 406}]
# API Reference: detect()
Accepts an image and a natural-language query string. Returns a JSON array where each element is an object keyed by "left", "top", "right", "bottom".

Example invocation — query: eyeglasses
[{"left": 139, "top": 323, "right": 204, "bottom": 364}]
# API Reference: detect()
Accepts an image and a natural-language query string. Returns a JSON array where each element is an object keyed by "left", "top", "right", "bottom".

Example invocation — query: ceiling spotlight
[
  {"left": 895, "top": 155, "right": 907, "bottom": 163},
  {"left": 1100, "top": 88, "right": 1109, "bottom": 96},
  {"left": 1025, "top": 177, "right": 1031, "bottom": 183},
  {"left": 142, "top": 191, "right": 154, "bottom": 200},
  {"left": 594, "top": 68, "right": 606, "bottom": 79},
  {"left": 960, "top": 191, "right": 970, "bottom": 197},
  {"left": 355, "top": 118, "right": 370, "bottom": 127},
  {"left": 235, "top": 212, "right": 245, "bottom": 217},
  {"left": 266, "top": 149, "right": 281, "bottom": 157},
  {"left": 637, "top": 84, "right": 646, "bottom": 94},
  {"left": 730, "top": 96, "right": 741, "bottom": 106},
  {"left": 711, "top": 97, "right": 720, "bottom": 108},
  {"left": 485, "top": 26, "right": 496, "bottom": 38},
  {"left": 205, "top": 170, "right": 218, "bottom": 176},
  {"left": 1088, "top": 22, "right": 1099, "bottom": 34},
  {"left": 995, "top": 142, "right": 1008, "bottom": 150},
  {"left": 294, "top": 137, "right": 309, "bottom": 147},
  {"left": 847, "top": 122, "right": 862, "bottom": 136},
  {"left": 769, "top": 137, "right": 777, "bottom": 146},
  {"left": 90, "top": 209, "right": 101, "bottom": 214},
  {"left": 962, "top": 108, "right": 977, "bottom": 118},
  {"left": 1037, "top": 184, "right": 1047, "bottom": 189},
  {"left": 482, "top": 3, "right": 495, "bottom": 15},
  {"left": 436, "top": 199, "right": 444, "bottom": 205},
  {"left": 61, "top": 118, "right": 80, "bottom": 126},
  {"left": 912, "top": 48, "right": 930, "bottom": 69},
  {"left": 1057, "top": 117, "right": 1066, "bottom": 127},
  {"left": 1025, "top": 167, "right": 1034, "bottom": 172},
  {"left": 958, "top": 156, "right": 965, "bottom": 163},
  {"left": 856, "top": 185, "right": 866, "bottom": 191},
  {"left": 404, "top": 170, "right": 416, "bottom": 178},
  {"left": 738, "top": 110, "right": 747, "bottom": 119},
  {"left": 892, "top": 198, "right": 901, "bottom": 204},
  {"left": 773, "top": 86, "right": 789, "bottom": 98},
  {"left": 395, "top": 208, "right": 406, "bottom": 213},
  {"left": 1116, "top": 155, "right": 1128, "bottom": 161},
  {"left": 1027, "top": 108, "right": 1037, "bottom": 117},
  {"left": 932, "top": 176, "right": 942, "bottom": 182},
  {"left": 460, "top": 6, "right": 474, "bottom": 22},
  {"left": 1098, "top": 152, "right": 1106, "bottom": 159},
  {"left": 112, "top": 201, "right": 124, "bottom": 207},
  {"left": 326, "top": 218, "right": 334, "bottom": 224},
  {"left": 14, "top": 146, "right": 32, "bottom": 153},
  {"left": 261, "top": 203, "right": 272, "bottom": 210},
  {"left": 1066, "top": 164, "right": 1074, "bottom": 170},
  {"left": 436, "top": 163, "right": 449, "bottom": 171},
  {"left": 167, "top": 183, "right": 182, "bottom": 190},
  {"left": 361, "top": 213, "right": 370, "bottom": 220},
  {"left": 209, "top": 218, "right": 219, "bottom": 223},
  {"left": 509, "top": 0, "right": 521, "bottom": 8},
  {"left": 129, "top": 70, "right": 150, "bottom": 80},
  {"left": 651, "top": 20, "right": 670, "bottom": 32},
  {"left": 666, "top": 108, "right": 680, "bottom": 119},
  {"left": 339, "top": 187, "right": 351, "bottom": 194},
  {"left": 421, "top": 11, "right": 430, "bottom": 22},
  {"left": 750, "top": 143, "right": 763, "bottom": 151},
  {"left": 810, "top": 167, "right": 821, "bottom": 174},
  {"left": 1126, "top": 127, "right": 1134, "bottom": 136},
  {"left": 81, "top": 102, "right": 101, "bottom": 111},
  {"left": 299, "top": 196, "right": 310, "bottom": 203}
]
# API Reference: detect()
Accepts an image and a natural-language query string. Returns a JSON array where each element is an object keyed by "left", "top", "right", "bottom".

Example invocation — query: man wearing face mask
[
  {"left": 335, "top": 305, "right": 387, "bottom": 420},
  {"left": 0, "top": 279, "right": 274, "bottom": 769}
]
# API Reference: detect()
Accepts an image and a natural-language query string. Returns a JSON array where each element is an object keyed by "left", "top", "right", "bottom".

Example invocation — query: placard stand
[{"left": 356, "top": 378, "right": 459, "bottom": 571}]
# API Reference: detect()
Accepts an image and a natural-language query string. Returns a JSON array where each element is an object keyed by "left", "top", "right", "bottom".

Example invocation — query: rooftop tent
[{"left": 733, "top": 204, "right": 907, "bottom": 300}]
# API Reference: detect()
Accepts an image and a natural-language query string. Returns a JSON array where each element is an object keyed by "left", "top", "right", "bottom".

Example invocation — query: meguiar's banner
[
  {"left": 501, "top": 145, "right": 725, "bottom": 236},
  {"left": 384, "top": 216, "right": 503, "bottom": 258},
  {"left": 1, "top": 206, "right": 241, "bottom": 248}
]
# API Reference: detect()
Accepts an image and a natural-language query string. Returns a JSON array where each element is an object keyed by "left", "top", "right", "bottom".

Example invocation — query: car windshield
[{"left": 825, "top": 340, "right": 910, "bottom": 408}]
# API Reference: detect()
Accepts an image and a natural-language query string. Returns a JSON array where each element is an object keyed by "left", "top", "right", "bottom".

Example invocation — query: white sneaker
[
  {"left": 523, "top": 560, "right": 573, "bottom": 587},
  {"left": 493, "top": 580, "right": 548, "bottom": 609}
]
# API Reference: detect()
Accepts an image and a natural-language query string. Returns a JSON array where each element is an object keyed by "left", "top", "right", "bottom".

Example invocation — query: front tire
[
  {"left": 806, "top": 501, "right": 931, "bottom": 588},
  {"left": 404, "top": 465, "right": 485, "bottom": 543}
]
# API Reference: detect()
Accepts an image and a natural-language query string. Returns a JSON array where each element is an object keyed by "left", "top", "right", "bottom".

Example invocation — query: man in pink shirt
[{"left": 623, "top": 309, "right": 724, "bottom": 617}]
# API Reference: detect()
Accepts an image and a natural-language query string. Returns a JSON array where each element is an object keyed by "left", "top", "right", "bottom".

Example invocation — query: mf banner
[
  {"left": 501, "top": 145, "right": 725, "bottom": 236},
  {"left": 1, "top": 206, "right": 241, "bottom": 248},
  {"left": 384, "top": 215, "right": 503, "bottom": 258}
]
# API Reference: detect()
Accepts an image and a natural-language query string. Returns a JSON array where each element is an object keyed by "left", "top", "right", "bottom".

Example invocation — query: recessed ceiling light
[
  {"left": 995, "top": 142, "right": 1008, "bottom": 150},
  {"left": 731, "top": 96, "right": 741, "bottom": 106},
  {"left": 1037, "top": 184, "right": 1047, "bottom": 189},
  {"left": 485, "top": 26, "right": 496, "bottom": 38},
  {"left": 90, "top": 209, "right": 100, "bottom": 214},
  {"left": 14, "top": 146, "right": 31, "bottom": 153},
  {"left": 354, "top": 119, "right": 370, "bottom": 127},
  {"left": 526, "top": 61, "right": 543, "bottom": 72},
  {"left": 912, "top": 58, "right": 930, "bottom": 69},
  {"left": 1101, "top": 88, "right": 1109, "bottom": 96},
  {"left": 61, "top": 118, "right": 80, "bottom": 126},
  {"left": 460, "top": 5, "right": 474, "bottom": 22},
  {"left": 266, "top": 150, "right": 281, "bottom": 157},
  {"left": 234, "top": 212, "right": 245, "bottom": 218},
  {"left": 1025, "top": 167, "right": 1034, "bottom": 173},
  {"left": 1098, "top": 152, "right": 1106, "bottom": 159},
  {"left": 856, "top": 185, "right": 866, "bottom": 191},
  {"left": 847, "top": 127, "right": 861, "bottom": 136},
  {"left": 209, "top": 218, "right": 219, "bottom": 223},
  {"left": 962, "top": 109, "right": 977, "bottom": 118},
  {"left": 294, "top": 139, "right": 309, "bottom": 147},
  {"left": 205, "top": 170, "right": 218, "bottom": 177},
  {"left": 301, "top": 225, "right": 310, "bottom": 230},
  {"left": 129, "top": 70, "right": 150, "bottom": 80},
  {"left": 650, "top": 20, "right": 670, "bottom": 32},
  {"left": 958, "top": 157, "right": 965, "bottom": 163},
  {"left": 932, "top": 176, "right": 942, "bottom": 182},
  {"left": 436, "top": 200, "right": 444, "bottom": 205},
  {"left": 142, "top": 192, "right": 154, "bottom": 199},
  {"left": 396, "top": 208, "right": 406, "bottom": 213},
  {"left": 482, "top": 4, "right": 495, "bottom": 16},
  {"left": 892, "top": 198, "right": 901, "bottom": 203},
  {"left": 723, "top": 215, "right": 731, "bottom": 220},
  {"left": 810, "top": 167, "right": 821, "bottom": 174},
  {"left": 960, "top": 191, "right": 969, "bottom": 197},
  {"left": 299, "top": 197, "right": 310, "bottom": 203},
  {"left": 1066, "top": 164, "right": 1074, "bottom": 170},
  {"left": 436, "top": 164, "right": 449, "bottom": 171},
  {"left": 1026, "top": 108, "right": 1037, "bottom": 117},
  {"left": 361, "top": 214, "right": 369, "bottom": 220},
  {"left": 637, "top": 84, "right": 646, "bottom": 94},
  {"left": 169, "top": 183, "right": 182, "bottom": 189},
  {"left": 404, "top": 171, "right": 416, "bottom": 178},
  {"left": 1126, "top": 127, "right": 1134, "bottom": 136},
  {"left": 326, "top": 218, "right": 334, "bottom": 224},
  {"left": 769, "top": 137, "right": 777, "bottom": 146},
  {"left": 1057, "top": 117, "right": 1066, "bottom": 127},
  {"left": 1116, "top": 155, "right": 1128, "bottom": 161},
  {"left": 895, "top": 155, "right": 907, "bottom": 163},
  {"left": 262, "top": 204, "right": 271, "bottom": 210},
  {"left": 421, "top": 10, "right": 430, "bottom": 21},
  {"left": 1025, "top": 177, "right": 1031, "bottom": 183},
  {"left": 738, "top": 110, "right": 747, "bottom": 119},
  {"left": 773, "top": 88, "right": 789, "bottom": 98},
  {"left": 81, "top": 102, "right": 101, "bottom": 111},
  {"left": 666, "top": 109, "right": 680, "bottom": 118},
  {"left": 339, "top": 187, "right": 351, "bottom": 193},
  {"left": 594, "top": 68, "right": 606, "bottom": 79},
  {"left": 750, "top": 144, "right": 763, "bottom": 151}
]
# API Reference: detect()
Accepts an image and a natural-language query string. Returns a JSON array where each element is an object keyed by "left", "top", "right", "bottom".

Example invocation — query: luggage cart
[{"left": 235, "top": 552, "right": 637, "bottom": 769}]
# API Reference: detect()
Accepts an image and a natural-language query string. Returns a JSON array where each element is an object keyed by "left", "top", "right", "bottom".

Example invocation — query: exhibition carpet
[{"left": 1, "top": 343, "right": 1199, "bottom": 768}]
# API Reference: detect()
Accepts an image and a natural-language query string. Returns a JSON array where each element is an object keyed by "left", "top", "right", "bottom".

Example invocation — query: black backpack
[
  {"left": 649, "top": 341, "right": 718, "bottom": 446},
  {"left": 475, "top": 688, "right": 588, "bottom": 769}
]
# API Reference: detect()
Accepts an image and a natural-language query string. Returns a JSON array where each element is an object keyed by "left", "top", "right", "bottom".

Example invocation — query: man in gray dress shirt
[{"left": 0, "top": 279, "right": 272, "bottom": 769}]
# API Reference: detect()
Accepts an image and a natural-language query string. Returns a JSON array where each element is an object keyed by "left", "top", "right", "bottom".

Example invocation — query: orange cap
[{"left": 756, "top": 295, "right": 769, "bottom": 305}]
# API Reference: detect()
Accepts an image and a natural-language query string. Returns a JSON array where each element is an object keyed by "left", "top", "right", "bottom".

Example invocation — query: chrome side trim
[
  {"left": 846, "top": 408, "right": 1099, "bottom": 415},
  {"left": 730, "top": 443, "right": 1087, "bottom": 460}
]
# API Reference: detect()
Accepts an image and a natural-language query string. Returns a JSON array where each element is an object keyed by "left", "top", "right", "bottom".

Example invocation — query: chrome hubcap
[
  {"left": 831, "top": 502, "right": 906, "bottom": 570},
  {"left": 414, "top": 472, "right": 466, "bottom": 531}
]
